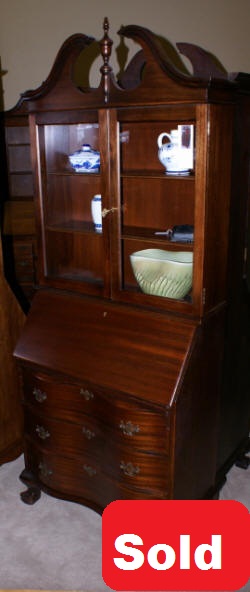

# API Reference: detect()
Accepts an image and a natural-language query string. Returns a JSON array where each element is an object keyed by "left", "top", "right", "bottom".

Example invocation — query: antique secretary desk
[{"left": 7, "top": 19, "right": 250, "bottom": 508}]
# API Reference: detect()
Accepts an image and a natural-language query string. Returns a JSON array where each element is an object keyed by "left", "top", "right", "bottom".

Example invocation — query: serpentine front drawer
[
  {"left": 22, "top": 368, "right": 170, "bottom": 454},
  {"left": 24, "top": 444, "right": 170, "bottom": 508}
]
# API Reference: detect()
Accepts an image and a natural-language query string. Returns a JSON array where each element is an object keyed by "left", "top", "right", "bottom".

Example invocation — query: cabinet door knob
[
  {"left": 120, "top": 461, "right": 140, "bottom": 477},
  {"left": 82, "top": 426, "right": 96, "bottom": 440},
  {"left": 102, "top": 207, "right": 118, "bottom": 218},
  {"left": 33, "top": 387, "right": 47, "bottom": 403},
  {"left": 35, "top": 425, "right": 50, "bottom": 440},
  {"left": 119, "top": 420, "right": 140, "bottom": 436},
  {"left": 83, "top": 464, "right": 97, "bottom": 477},
  {"left": 80, "top": 388, "right": 94, "bottom": 401}
]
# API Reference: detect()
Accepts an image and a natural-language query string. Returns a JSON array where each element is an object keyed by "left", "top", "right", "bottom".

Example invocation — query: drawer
[
  {"left": 24, "top": 444, "right": 114, "bottom": 509},
  {"left": 14, "top": 241, "right": 34, "bottom": 260},
  {"left": 22, "top": 368, "right": 102, "bottom": 420},
  {"left": 15, "top": 260, "right": 34, "bottom": 283},
  {"left": 25, "top": 408, "right": 103, "bottom": 457},
  {"left": 24, "top": 445, "right": 170, "bottom": 507},
  {"left": 13, "top": 241, "right": 36, "bottom": 282},
  {"left": 25, "top": 408, "right": 169, "bottom": 490},
  {"left": 22, "top": 368, "right": 170, "bottom": 454},
  {"left": 107, "top": 400, "right": 170, "bottom": 453},
  {"left": 106, "top": 445, "right": 170, "bottom": 494}
]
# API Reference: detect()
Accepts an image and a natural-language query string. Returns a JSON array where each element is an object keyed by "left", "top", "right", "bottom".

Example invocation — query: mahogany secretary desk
[{"left": 9, "top": 19, "right": 250, "bottom": 508}]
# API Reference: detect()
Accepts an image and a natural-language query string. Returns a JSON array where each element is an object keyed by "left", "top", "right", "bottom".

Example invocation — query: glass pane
[
  {"left": 45, "top": 174, "right": 101, "bottom": 231},
  {"left": 39, "top": 121, "right": 104, "bottom": 288},
  {"left": 44, "top": 123, "right": 100, "bottom": 173},
  {"left": 121, "top": 177, "right": 195, "bottom": 236},
  {"left": 45, "top": 230, "right": 104, "bottom": 285},
  {"left": 119, "top": 117, "right": 195, "bottom": 303},
  {"left": 120, "top": 122, "right": 194, "bottom": 175}
]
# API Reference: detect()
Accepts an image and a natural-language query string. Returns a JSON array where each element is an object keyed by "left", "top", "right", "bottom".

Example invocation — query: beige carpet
[{"left": 0, "top": 454, "right": 249, "bottom": 592}]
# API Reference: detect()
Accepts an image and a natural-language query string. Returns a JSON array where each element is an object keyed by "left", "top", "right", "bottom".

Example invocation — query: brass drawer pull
[
  {"left": 82, "top": 426, "right": 96, "bottom": 440},
  {"left": 119, "top": 420, "right": 140, "bottom": 436},
  {"left": 120, "top": 460, "right": 140, "bottom": 477},
  {"left": 33, "top": 387, "right": 47, "bottom": 403},
  {"left": 83, "top": 464, "right": 97, "bottom": 477},
  {"left": 80, "top": 388, "right": 94, "bottom": 401},
  {"left": 38, "top": 462, "right": 53, "bottom": 478},
  {"left": 36, "top": 425, "right": 50, "bottom": 440}
]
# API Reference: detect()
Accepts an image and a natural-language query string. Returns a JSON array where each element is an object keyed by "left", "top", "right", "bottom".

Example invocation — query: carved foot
[
  {"left": 19, "top": 468, "right": 41, "bottom": 504},
  {"left": 235, "top": 454, "right": 250, "bottom": 470},
  {"left": 20, "top": 486, "right": 41, "bottom": 505}
]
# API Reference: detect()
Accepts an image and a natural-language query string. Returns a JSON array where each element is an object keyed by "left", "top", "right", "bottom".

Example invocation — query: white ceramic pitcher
[{"left": 157, "top": 129, "right": 190, "bottom": 174}]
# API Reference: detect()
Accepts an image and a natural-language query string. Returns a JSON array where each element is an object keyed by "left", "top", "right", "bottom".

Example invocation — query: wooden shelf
[
  {"left": 47, "top": 171, "right": 101, "bottom": 177},
  {"left": 121, "top": 170, "right": 195, "bottom": 179},
  {"left": 46, "top": 221, "right": 101, "bottom": 234},
  {"left": 121, "top": 226, "right": 194, "bottom": 248}
]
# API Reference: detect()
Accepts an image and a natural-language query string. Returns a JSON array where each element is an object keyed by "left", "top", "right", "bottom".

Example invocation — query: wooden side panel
[
  {"left": 203, "top": 104, "right": 234, "bottom": 312},
  {"left": 173, "top": 309, "right": 225, "bottom": 499},
  {"left": 216, "top": 94, "right": 250, "bottom": 473}
]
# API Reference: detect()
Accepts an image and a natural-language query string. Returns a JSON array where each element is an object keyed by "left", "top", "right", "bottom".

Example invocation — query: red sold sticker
[{"left": 102, "top": 500, "right": 249, "bottom": 590}]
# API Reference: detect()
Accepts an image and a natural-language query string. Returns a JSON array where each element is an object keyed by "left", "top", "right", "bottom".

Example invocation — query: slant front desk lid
[{"left": 14, "top": 289, "right": 197, "bottom": 407}]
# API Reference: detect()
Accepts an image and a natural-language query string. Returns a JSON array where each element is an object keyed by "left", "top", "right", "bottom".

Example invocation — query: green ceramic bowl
[{"left": 130, "top": 249, "right": 193, "bottom": 299}]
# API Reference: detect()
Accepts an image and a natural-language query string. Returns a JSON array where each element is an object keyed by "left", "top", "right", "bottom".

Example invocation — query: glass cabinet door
[
  {"left": 32, "top": 106, "right": 204, "bottom": 311},
  {"left": 113, "top": 108, "right": 197, "bottom": 311},
  {"left": 34, "top": 112, "right": 109, "bottom": 296}
]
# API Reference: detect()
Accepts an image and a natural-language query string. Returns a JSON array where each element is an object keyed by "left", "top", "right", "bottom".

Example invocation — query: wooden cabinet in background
[
  {"left": 6, "top": 20, "right": 250, "bottom": 509},
  {"left": 0, "top": 231, "right": 25, "bottom": 464},
  {"left": 1, "top": 113, "right": 37, "bottom": 311}
]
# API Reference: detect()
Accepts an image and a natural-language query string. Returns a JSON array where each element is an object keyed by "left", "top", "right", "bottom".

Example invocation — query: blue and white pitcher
[{"left": 157, "top": 130, "right": 190, "bottom": 175}]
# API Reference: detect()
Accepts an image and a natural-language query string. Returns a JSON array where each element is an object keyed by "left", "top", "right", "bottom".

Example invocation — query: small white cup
[{"left": 91, "top": 194, "right": 102, "bottom": 232}]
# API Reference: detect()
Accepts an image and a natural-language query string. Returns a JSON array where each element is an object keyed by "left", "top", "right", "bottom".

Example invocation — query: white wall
[{"left": 0, "top": 0, "right": 250, "bottom": 110}]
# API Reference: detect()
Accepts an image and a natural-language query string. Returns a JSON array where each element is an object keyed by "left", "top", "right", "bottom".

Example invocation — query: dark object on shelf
[{"left": 171, "top": 224, "right": 194, "bottom": 243}]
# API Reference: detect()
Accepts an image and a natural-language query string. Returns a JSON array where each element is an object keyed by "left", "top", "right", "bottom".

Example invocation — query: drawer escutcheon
[
  {"left": 119, "top": 420, "right": 140, "bottom": 436},
  {"left": 38, "top": 462, "right": 53, "bottom": 478},
  {"left": 120, "top": 460, "right": 140, "bottom": 477},
  {"left": 83, "top": 464, "right": 97, "bottom": 477},
  {"left": 32, "top": 387, "right": 47, "bottom": 403},
  {"left": 82, "top": 426, "right": 96, "bottom": 440},
  {"left": 35, "top": 425, "right": 50, "bottom": 440},
  {"left": 80, "top": 388, "right": 94, "bottom": 401}
]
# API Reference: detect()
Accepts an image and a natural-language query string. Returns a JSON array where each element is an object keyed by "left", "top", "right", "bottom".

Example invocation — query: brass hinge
[{"left": 202, "top": 287, "right": 206, "bottom": 305}]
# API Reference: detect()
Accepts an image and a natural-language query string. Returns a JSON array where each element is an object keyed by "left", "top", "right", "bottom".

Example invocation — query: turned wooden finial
[{"left": 100, "top": 17, "right": 113, "bottom": 102}]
